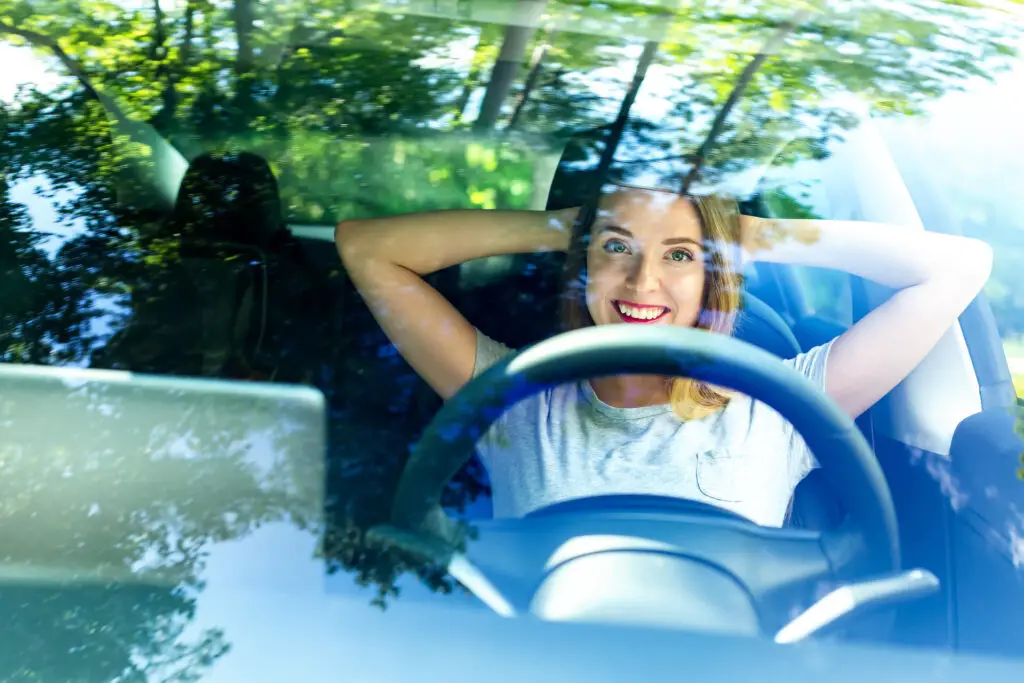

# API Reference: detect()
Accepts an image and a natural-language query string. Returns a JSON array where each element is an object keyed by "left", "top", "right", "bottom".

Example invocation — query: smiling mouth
[{"left": 613, "top": 300, "right": 670, "bottom": 324}]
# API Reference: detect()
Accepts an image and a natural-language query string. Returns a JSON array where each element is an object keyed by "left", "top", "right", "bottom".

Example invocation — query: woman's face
[{"left": 585, "top": 186, "right": 707, "bottom": 329}]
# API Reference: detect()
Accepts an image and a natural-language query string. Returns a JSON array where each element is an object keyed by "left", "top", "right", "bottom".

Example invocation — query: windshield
[{"left": 2, "top": 0, "right": 1024, "bottom": 678}]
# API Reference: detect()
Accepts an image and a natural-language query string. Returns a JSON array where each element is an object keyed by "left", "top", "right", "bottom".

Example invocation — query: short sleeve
[
  {"left": 472, "top": 329, "right": 515, "bottom": 379},
  {"left": 780, "top": 338, "right": 836, "bottom": 488},
  {"left": 470, "top": 330, "right": 518, "bottom": 475}
]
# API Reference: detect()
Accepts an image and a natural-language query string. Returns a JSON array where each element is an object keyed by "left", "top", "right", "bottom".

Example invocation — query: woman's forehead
[{"left": 594, "top": 186, "right": 703, "bottom": 237}]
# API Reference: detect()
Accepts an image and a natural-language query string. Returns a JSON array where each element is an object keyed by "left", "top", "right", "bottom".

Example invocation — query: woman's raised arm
[{"left": 336, "top": 208, "right": 574, "bottom": 399}]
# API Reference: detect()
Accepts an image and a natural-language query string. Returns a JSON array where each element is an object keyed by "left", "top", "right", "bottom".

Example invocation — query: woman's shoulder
[
  {"left": 780, "top": 339, "right": 835, "bottom": 386},
  {"left": 472, "top": 329, "right": 515, "bottom": 379},
  {"left": 722, "top": 339, "right": 836, "bottom": 421}
]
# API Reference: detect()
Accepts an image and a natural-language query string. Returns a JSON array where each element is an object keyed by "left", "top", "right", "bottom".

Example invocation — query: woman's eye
[
  {"left": 668, "top": 248, "right": 693, "bottom": 263},
  {"left": 603, "top": 239, "right": 630, "bottom": 255}
]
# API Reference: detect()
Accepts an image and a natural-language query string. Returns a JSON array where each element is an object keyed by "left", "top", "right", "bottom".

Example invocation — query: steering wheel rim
[{"left": 390, "top": 325, "right": 900, "bottom": 572}]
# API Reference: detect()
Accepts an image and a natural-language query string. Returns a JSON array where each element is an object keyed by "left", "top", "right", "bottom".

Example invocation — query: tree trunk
[
  {"left": 232, "top": 0, "right": 257, "bottom": 126},
  {"left": 153, "top": 0, "right": 179, "bottom": 132},
  {"left": 233, "top": 0, "right": 255, "bottom": 75},
  {"left": 564, "top": 39, "right": 659, "bottom": 238},
  {"left": 152, "top": 0, "right": 166, "bottom": 59},
  {"left": 0, "top": 21, "right": 104, "bottom": 104},
  {"left": 681, "top": 10, "right": 809, "bottom": 194},
  {"left": 452, "top": 69, "right": 479, "bottom": 123},
  {"left": 591, "top": 40, "right": 659, "bottom": 182},
  {"left": 505, "top": 30, "right": 553, "bottom": 132},
  {"left": 472, "top": 0, "right": 547, "bottom": 133},
  {"left": 452, "top": 32, "right": 487, "bottom": 123},
  {"left": 182, "top": 1, "right": 196, "bottom": 66}
]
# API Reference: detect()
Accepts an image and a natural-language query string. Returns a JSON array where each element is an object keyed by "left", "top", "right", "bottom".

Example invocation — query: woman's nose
[{"left": 627, "top": 254, "right": 660, "bottom": 292}]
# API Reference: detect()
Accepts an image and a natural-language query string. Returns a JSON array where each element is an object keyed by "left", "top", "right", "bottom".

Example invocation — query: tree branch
[
  {"left": 680, "top": 10, "right": 811, "bottom": 194},
  {"left": 505, "top": 29, "right": 555, "bottom": 132},
  {"left": 592, "top": 39, "right": 660, "bottom": 188},
  {"left": 0, "top": 20, "right": 105, "bottom": 105}
]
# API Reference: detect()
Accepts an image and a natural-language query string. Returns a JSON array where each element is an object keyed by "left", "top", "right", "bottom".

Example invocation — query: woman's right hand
[{"left": 336, "top": 207, "right": 575, "bottom": 399}]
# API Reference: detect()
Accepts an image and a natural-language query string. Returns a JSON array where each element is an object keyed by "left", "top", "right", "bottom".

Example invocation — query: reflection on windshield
[
  {"left": 2, "top": 0, "right": 1024, "bottom": 676},
  {"left": 0, "top": 365, "right": 324, "bottom": 680}
]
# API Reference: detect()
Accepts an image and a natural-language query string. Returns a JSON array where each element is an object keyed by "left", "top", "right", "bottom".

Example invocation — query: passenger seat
[{"left": 97, "top": 152, "right": 324, "bottom": 382}]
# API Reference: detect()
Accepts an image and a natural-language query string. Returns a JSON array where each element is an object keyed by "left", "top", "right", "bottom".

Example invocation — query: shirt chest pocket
[{"left": 695, "top": 449, "right": 754, "bottom": 503}]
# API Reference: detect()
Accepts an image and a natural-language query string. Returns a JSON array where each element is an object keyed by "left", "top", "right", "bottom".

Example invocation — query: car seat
[
  {"left": 733, "top": 291, "right": 800, "bottom": 359},
  {"left": 96, "top": 151, "right": 326, "bottom": 383}
]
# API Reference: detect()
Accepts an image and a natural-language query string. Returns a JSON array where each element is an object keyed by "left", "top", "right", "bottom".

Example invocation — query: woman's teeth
[{"left": 616, "top": 301, "right": 668, "bottom": 322}]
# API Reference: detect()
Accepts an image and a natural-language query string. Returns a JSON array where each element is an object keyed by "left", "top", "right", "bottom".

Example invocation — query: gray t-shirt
[{"left": 471, "top": 329, "right": 834, "bottom": 528}]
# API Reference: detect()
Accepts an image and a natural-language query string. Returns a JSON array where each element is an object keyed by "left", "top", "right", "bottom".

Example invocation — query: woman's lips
[{"left": 613, "top": 300, "right": 670, "bottom": 324}]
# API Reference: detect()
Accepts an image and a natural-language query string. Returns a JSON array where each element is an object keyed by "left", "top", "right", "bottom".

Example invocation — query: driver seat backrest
[{"left": 733, "top": 292, "right": 800, "bottom": 360}]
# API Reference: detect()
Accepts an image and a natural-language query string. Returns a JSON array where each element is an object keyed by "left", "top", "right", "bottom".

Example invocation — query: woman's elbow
[
  {"left": 933, "top": 236, "right": 995, "bottom": 308},
  {"left": 335, "top": 219, "right": 368, "bottom": 264},
  {"left": 960, "top": 237, "right": 994, "bottom": 290},
  {"left": 334, "top": 218, "right": 359, "bottom": 249}
]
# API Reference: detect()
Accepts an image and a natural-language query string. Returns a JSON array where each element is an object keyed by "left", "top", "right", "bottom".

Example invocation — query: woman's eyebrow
[
  {"left": 599, "top": 225, "right": 633, "bottom": 238},
  {"left": 599, "top": 226, "right": 703, "bottom": 249},
  {"left": 663, "top": 237, "right": 702, "bottom": 249}
]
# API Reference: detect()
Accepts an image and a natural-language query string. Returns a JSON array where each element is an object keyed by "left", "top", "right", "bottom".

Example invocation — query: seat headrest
[{"left": 163, "top": 151, "right": 284, "bottom": 249}]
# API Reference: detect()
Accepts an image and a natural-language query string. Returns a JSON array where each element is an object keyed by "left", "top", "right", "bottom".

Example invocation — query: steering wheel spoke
[{"left": 367, "top": 505, "right": 472, "bottom": 568}]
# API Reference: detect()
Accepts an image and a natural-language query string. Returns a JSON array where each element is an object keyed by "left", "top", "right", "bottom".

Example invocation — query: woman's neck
[{"left": 589, "top": 374, "right": 671, "bottom": 408}]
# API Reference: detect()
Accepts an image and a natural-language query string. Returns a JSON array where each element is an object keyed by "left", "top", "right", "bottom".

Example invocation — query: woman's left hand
[{"left": 738, "top": 214, "right": 822, "bottom": 265}]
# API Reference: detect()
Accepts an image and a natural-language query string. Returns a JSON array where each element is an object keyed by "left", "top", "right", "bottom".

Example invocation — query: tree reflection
[
  {"left": 1, "top": 175, "right": 94, "bottom": 365},
  {"left": 0, "top": 363, "right": 323, "bottom": 680},
  {"left": 0, "top": 0, "right": 1020, "bottom": 637}
]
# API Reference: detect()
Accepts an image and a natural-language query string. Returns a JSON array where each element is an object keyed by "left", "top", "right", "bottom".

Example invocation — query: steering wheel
[{"left": 373, "top": 325, "right": 900, "bottom": 599}]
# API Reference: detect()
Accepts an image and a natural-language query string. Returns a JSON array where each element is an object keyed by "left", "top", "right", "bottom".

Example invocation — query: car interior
[{"left": 90, "top": 121, "right": 1024, "bottom": 655}]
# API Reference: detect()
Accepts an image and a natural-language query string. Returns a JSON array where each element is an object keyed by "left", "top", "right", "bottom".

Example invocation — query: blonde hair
[{"left": 560, "top": 192, "right": 743, "bottom": 420}]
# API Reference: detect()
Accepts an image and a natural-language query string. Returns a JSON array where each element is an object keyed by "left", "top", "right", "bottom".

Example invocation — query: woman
[{"left": 334, "top": 175, "right": 992, "bottom": 528}]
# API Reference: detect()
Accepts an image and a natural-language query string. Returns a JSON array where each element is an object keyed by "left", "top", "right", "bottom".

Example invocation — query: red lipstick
[{"left": 613, "top": 300, "right": 670, "bottom": 324}]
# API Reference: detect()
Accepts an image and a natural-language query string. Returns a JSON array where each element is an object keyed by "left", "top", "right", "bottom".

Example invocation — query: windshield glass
[{"left": 2, "top": 0, "right": 1024, "bottom": 678}]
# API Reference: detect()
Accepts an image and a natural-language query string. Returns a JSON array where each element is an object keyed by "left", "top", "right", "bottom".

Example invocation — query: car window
[
  {"left": 761, "top": 178, "right": 854, "bottom": 330},
  {"left": 2, "top": 0, "right": 1024, "bottom": 676},
  {"left": 790, "top": 267, "right": 853, "bottom": 327},
  {"left": 871, "top": 74, "right": 1024, "bottom": 400}
]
